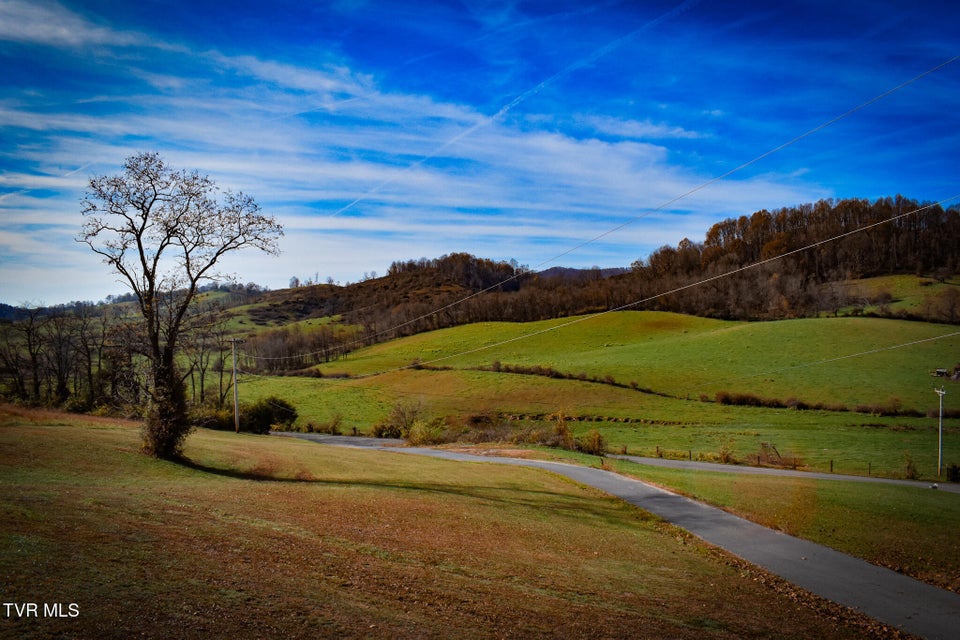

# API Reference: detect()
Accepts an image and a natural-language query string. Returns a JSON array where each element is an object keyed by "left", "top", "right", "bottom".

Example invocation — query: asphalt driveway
[{"left": 278, "top": 433, "right": 960, "bottom": 639}]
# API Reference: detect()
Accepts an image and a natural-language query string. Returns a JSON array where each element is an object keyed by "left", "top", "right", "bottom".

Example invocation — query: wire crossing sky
[{"left": 1, "top": 0, "right": 958, "bottom": 305}]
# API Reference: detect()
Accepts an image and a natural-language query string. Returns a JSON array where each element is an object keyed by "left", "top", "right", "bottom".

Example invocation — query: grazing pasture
[{"left": 242, "top": 312, "right": 959, "bottom": 479}]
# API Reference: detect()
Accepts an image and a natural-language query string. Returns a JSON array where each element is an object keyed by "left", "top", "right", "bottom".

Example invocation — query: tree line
[
  {"left": 628, "top": 195, "right": 959, "bottom": 320},
  {"left": 0, "top": 301, "right": 241, "bottom": 412},
  {"left": 242, "top": 196, "right": 960, "bottom": 372},
  {"left": 343, "top": 196, "right": 960, "bottom": 335},
  {"left": 3, "top": 186, "right": 958, "bottom": 436}
]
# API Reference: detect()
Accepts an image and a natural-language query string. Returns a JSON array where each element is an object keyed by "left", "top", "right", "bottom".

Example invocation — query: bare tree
[
  {"left": 39, "top": 310, "right": 76, "bottom": 404},
  {"left": 78, "top": 152, "right": 283, "bottom": 458}
]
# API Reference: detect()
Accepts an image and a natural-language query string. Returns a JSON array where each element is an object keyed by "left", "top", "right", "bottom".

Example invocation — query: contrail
[
  {"left": 62, "top": 162, "right": 93, "bottom": 177},
  {"left": 329, "top": 0, "right": 702, "bottom": 217},
  {"left": 0, "top": 162, "right": 95, "bottom": 202}
]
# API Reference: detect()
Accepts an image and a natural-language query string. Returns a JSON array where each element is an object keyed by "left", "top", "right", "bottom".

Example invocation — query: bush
[
  {"left": 903, "top": 451, "right": 919, "bottom": 480},
  {"left": 947, "top": 463, "right": 960, "bottom": 483},
  {"left": 406, "top": 418, "right": 449, "bottom": 446},
  {"left": 577, "top": 429, "right": 606, "bottom": 456},
  {"left": 190, "top": 404, "right": 235, "bottom": 431},
  {"left": 317, "top": 413, "right": 344, "bottom": 435},
  {"left": 288, "top": 414, "right": 343, "bottom": 435},
  {"left": 373, "top": 401, "right": 423, "bottom": 438},
  {"left": 372, "top": 422, "right": 402, "bottom": 438},
  {"left": 243, "top": 396, "right": 297, "bottom": 434},
  {"left": 548, "top": 413, "right": 576, "bottom": 450}
]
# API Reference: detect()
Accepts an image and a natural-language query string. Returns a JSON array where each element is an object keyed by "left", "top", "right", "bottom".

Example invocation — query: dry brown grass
[{"left": 0, "top": 406, "right": 908, "bottom": 639}]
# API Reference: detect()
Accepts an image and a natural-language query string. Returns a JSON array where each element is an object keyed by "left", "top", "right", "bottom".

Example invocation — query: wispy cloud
[
  {"left": 0, "top": 0, "right": 173, "bottom": 50},
  {"left": 2, "top": 1, "right": 957, "bottom": 304},
  {"left": 582, "top": 115, "right": 705, "bottom": 140}
]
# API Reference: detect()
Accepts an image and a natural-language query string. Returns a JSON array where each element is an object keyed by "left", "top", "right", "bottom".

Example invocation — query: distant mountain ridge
[{"left": 8, "top": 196, "right": 958, "bottom": 333}]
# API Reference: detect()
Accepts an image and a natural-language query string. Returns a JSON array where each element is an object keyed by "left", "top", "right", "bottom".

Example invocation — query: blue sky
[{"left": 1, "top": 0, "right": 958, "bottom": 305}]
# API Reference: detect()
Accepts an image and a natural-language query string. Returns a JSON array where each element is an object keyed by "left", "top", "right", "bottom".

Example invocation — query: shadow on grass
[
  {"left": 174, "top": 456, "right": 650, "bottom": 529},
  {"left": 177, "top": 457, "right": 303, "bottom": 482}
]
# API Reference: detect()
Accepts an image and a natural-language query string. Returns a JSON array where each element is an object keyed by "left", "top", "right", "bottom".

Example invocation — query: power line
[
  {"left": 697, "top": 330, "right": 960, "bottom": 389},
  {"left": 240, "top": 194, "right": 960, "bottom": 392},
  {"left": 327, "top": 0, "right": 702, "bottom": 219},
  {"left": 234, "top": 328, "right": 960, "bottom": 415},
  {"left": 396, "top": 196, "right": 960, "bottom": 374},
  {"left": 262, "top": 53, "right": 960, "bottom": 358},
  {"left": 244, "top": 192, "right": 960, "bottom": 369}
]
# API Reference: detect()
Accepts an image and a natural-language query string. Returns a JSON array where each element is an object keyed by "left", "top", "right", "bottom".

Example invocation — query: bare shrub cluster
[
  {"left": 714, "top": 390, "right": 924, "bottom": 417},
  {"left": 388, "top": 407, "right": 609, "bottom": 456},
  {"left": 372, "top": 401, "right": 425, "bottom": 439},
  {"left": 291, "top": 413, "right": 344, "bottom": 435},
  {"left": 480, "top": 362, "right": 655, "bottom": 395}
]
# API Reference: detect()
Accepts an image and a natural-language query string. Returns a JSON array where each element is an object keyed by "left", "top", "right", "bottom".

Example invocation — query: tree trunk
[{"left": 143, "top": 354, "right": 190, "bottom": 459}]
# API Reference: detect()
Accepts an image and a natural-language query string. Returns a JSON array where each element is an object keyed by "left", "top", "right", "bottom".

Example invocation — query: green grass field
[
  {"left": 0, "top": 406, "right": 898, "bottom": 639},
  {"left": 604, "top": 457, "right": 960, "bottom": 592},
  {"left": 302, "top": 311, "right": 958, "bottom": 411},
  {"left": 239, "top": 311, "right": 959, "bottom": 479},
  {"left": 838, "top": 274, "right": 957, "bottom": 315}
]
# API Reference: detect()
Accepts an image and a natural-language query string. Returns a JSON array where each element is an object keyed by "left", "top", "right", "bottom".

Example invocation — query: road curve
[{"left": 277, "top": 433, "right": 960, "bottom": 640}]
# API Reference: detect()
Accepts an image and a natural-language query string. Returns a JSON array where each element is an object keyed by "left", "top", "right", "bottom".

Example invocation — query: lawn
[{"left": 0, "top": 406, "right": 896, "bottom": 639}]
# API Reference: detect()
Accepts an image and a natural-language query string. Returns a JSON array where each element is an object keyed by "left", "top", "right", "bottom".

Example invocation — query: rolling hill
[{"left": 240, "top": 311, "right": 959, "bottom": 478}]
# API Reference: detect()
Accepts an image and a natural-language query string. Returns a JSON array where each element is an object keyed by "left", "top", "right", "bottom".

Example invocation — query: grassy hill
[
  {"left": 241, "top": 311, "right": 959, "bottom": 478},
  {"left": 1, "top": 406, "right": 900, "bottom": 639},
  {"left": 838, "top": 274, "right": 955, "bottom": 315},
  {"left": 299, "top": 311, "right": 956, "bottom": 409}
]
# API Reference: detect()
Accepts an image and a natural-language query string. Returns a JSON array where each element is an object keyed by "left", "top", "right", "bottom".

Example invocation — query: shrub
[
  {"left": 577, "top": 429, "right": 607, "bottom": 456},
  {"left": 292, "top": 414, "right": 343, "bottom": 435},
  {"left": 855, "top": 398, "right": 912, "bottom": 417},
  {"left": 373, "top": 400, "right": 423, "bottom": 438},
  {"left": 243, "top": 396, "right": 297, "bottom": 434},
  {"left": 548, "top": 413, "right": 576, "bottom": 450},
  {"left": 371, "top": 422, "right": 401, "bottom": 438},
  {"left": 318, "top": 413, "right": 343, "bottom": 435},
  {"left": 946, "top": 463, "right": 960, "bottom": 483},
  {"left": 903, "top": 451, "right": 919, "bottom": 480},
  {"left": 513, "top": 425, "right": 550, "bottom": 445},
  {"left": 190, "top": 404, "right": 235, "bottom": 431},
  {"left": 406, "top": 418, "right": 449, "bottom": 446},
  {"left": 718, "top": 439, "right": 736, "bottom": 464}
]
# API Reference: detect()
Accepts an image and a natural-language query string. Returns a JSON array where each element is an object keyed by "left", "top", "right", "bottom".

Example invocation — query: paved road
[
  {"left": 277, "top": 433, "right": 960, "bottom": 639},
  {"left": 612, "top": 454, "right": 960, "bottom": 494}
]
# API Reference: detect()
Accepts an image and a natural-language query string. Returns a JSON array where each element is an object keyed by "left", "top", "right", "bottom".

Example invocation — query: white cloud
[
  {"left": 582, "top": 114, "right": 705, "bottom": 140},
  {"left": 0, "top": 0, "right": 171, "bottom": 50},
  {"left": 209, "top": 52, "right": 375, "bottom": 98},
  {"left": 0, "top": 6, "right": 832, "bottom": 305}
]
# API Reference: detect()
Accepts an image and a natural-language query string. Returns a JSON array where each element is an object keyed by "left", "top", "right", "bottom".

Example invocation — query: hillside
[
  {"left": 230, "top": 195, "right": 960, "bottom": 368},
  {"left": 239, "top": 311, "right": 960, "bottom": 478},
  {"left": 3, "top": 196, "right": 958, "bottom": 419},
  {"left": 272, "top": 311, "right": 958, "bottom": 412}
]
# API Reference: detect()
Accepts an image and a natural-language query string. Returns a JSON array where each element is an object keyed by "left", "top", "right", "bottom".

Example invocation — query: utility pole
[
  {"left": 230, "top": 339, "right": 246, "bottom": 433},
  {"left": 935, "top": 386, "right": 946, "bottom": 477}
]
